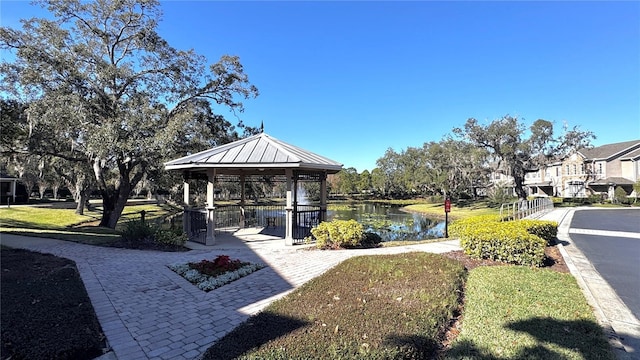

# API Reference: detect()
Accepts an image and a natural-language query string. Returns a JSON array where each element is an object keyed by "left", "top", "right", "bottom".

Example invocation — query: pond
[{"left": 327, "top": 203, "right": 446, "bottom": 242}]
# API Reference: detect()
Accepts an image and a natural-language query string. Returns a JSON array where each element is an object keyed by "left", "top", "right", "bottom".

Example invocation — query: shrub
[
  {"left": 449, "top": 215, "right": 502, "bottom": 239},
  {"left": 311, "top": 219, "right": 364, "bottom": 249},
  {"left": 614, "top": 186, "right": 629, "bottom": 204},
  {"left": 459, "top": 222, "right": 546, "bottom": 267},
  {"left": 361, "top": 231, "right": 382, "bottom": 247},
  {"left": 453, "top": 216, "right": 556, "bottom": 267},
  {"left": 154, "top": 227, "right": 187, "bottom": 247},
  {"left": 120, "top": 219, "right": 155, "bottom": 244},
  {"left": 518, "top": 219, "right": 558, "bottom": 244},
  {"left": 120, "top": 219, "right": 187, "bottom": 248}
]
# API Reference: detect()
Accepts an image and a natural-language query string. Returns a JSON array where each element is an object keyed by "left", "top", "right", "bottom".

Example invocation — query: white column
[
  {"left": 240, "top": 174, "right": 246, "bottom": 228},
  {"left": 284, "top": 169, "right": 294, "bottom": 245},
  {"left": 183, "top": 179, "right": 190, "bottom": 236},
  {"left": 183, "top": 180, "right": 190, "bottom": 206},
  {"left": 205, "top": 168, "right": 216, "bottom": 245}
]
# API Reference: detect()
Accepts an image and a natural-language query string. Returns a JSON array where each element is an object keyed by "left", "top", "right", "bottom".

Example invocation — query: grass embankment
[
  {"left": 0, "top": 204, "right": 177, "bottom": 245},
  {"left": 204, "top": 253, "right": 466, "bottom": 360},
  {"left": 404, "top": 202, "right": 499, "bottom": 221},
  {"left": 204, "top": 253, "right": 614, "bottom": 360}
]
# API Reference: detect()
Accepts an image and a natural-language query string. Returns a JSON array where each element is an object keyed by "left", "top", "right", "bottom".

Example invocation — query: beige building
[{"left": 525, "top": 140, "right": 640, "bottom": 199}]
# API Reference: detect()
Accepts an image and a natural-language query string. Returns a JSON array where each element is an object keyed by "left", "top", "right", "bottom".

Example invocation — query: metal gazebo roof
[{"left": 164, "top": 133, "right": 343, "bottom": 175}]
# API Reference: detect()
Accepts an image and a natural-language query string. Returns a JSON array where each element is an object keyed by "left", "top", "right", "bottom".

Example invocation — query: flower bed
[{"left": 168, "top": 255, "right": 265, "bottom": 292}]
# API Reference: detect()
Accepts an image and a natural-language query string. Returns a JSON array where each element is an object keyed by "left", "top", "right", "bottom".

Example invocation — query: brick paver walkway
[{"left": 0, "top": 232, "right": 460, "bottom": 360}]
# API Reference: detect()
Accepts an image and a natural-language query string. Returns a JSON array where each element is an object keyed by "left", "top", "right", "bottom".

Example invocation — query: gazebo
[{"left": 164, "top": 133, "right": 343, "bottom": 245}]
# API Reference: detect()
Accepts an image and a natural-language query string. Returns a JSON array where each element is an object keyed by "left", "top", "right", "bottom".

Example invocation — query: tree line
[
  {"left": 1, "top": 0, "right": 594, "bottom": 229},
  {"left": 330, "top": 117, "right": 594, "bottom": 201}
]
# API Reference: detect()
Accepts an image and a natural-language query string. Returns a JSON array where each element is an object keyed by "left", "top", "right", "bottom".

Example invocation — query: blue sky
[{"left": 2, "top": 1, "right": 639, "bottom": 172}]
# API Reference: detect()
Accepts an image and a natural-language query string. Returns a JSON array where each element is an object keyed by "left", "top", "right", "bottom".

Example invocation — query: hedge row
[{"left": 450, "top": 216, "right": 558, "bottom": 267}]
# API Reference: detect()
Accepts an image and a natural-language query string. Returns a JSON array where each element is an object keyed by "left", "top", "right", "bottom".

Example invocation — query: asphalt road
[{"left": 570, "top": 209, "right": 640, "bottom": 320}]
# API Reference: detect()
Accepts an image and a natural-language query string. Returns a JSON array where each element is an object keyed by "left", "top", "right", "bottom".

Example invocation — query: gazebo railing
[
  {"left": 293, "top": 205, "right": 321, "bottom": 242},
  {"left": 182, "top": 205, "right": 322, "bottom": 244},
  {"left": 183, "top": 208, "right": 207, "bottom": 244}
]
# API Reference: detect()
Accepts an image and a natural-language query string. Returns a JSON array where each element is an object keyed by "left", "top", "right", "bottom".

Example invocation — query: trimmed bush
[
  {"left": 518, "top": 219, "right": 558, "bottom": 244},
  {"left": 453, "top": 216, "right": 557, "bottom": 267},
  {"left": 120, "top": 219, "right": 155, "bottom": 244},
  {"left": 311, "top": 219, "right": 364, "bottom": 249},
  {"left": 459, "top": 222, "right": 547, "bottom": 267},
  {"left": 120, "top": 219, "right": 187, "bottom": 248},
  {"left": 154, "top": 227, "right": 187, "bottom": 247},
  {"left": 449, "top": 215, "right": 502, "bottom": 239}
]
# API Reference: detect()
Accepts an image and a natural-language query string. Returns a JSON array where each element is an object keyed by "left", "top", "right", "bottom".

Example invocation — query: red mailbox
[{"left": 444, "top": 198, "right": 451, "bottom": 213}]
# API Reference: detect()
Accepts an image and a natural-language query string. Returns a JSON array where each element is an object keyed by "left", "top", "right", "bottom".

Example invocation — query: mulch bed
[
  {"left": 442, "top": 242, "right": 570, "bottom": 273},
  {"left": 1, "top": 247, "right": 107, "bottom": 360}
]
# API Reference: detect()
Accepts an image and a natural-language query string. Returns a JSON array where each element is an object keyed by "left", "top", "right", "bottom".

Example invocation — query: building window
[
  {"left": 566, "top": 165, "right": 569, "bottom": 175},
  {"left": 580, "top": 164, "right": 584, "bottom": 174},
  {"left": 556, "top": 167, "right": 560, "bottom": 176},
  {"left": 573, "top": 164, "right": 577, "bottom": 175},
  {"left": 598, "top": 163, "right": 603, "bottom": 174}
]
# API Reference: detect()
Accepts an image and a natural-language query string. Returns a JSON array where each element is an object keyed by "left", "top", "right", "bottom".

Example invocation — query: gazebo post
[
  {"left": 320, "top": 172, "right": 328, "bottom": 222},
  {"left": 285, "top": 169, "right": 294, "bottom": 245},
  {"left": 205, "top": 168, "right": 216, "bottom": 245},
  {"left": 240, "top": 174, "right": 246, "bottom": 228},
  {"left": 182, "top": 175, "right": 190, "bottom": 237}
]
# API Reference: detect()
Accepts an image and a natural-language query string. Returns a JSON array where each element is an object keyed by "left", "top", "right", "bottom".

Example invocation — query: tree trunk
[
  {"left": 512, "top": 169, "right": 528, "bottom": 200},
  {"left": 99, "top": 181, "right": 132, "bottom": 229},
  {"left": 75, "top": 191, "right": 86, "bottom": 215}
]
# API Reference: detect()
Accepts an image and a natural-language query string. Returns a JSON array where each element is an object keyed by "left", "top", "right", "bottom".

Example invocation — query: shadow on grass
[
  {"left": 383, "top": 334, "right": 439, "bottom": 359},
  {"left": 202, "top": 311, "right": 309, "bottom": 360},
  {"left": 445, "top": 317, "right": 615, "bottom": 360},
  {"left": 507, "top": 317, "right": 616, "bottom": 359},
  {"left": 1, "top": 226, "right": 121, "bottom": 246},
  {"left": 0, "top": 218, "right": 54, "bottom": 230}
]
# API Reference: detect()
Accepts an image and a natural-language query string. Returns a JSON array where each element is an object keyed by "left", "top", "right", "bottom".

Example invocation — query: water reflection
[{"left": 327, "top": 203, "right": 445, "bottom": 242}]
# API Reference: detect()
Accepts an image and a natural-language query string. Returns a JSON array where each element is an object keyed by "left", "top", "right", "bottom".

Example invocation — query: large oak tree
[
  {"left": 1, "top": 0, "right": 258, "bottom": 227},
  {"left": 454, "top": 116, "right": 594, "bottom": 199}
]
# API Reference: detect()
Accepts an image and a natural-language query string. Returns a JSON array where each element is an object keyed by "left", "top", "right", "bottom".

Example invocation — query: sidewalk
[
  {"left": 0, "top": 232, "right": 460, "bottom": 360},
  {"left": 537, "top": 208, "right": 640, "bottom": 360}
]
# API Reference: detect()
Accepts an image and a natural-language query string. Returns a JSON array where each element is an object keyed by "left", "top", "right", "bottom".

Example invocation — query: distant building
[
  {"left": 524, "top": 140, "right": 640, "bottom": 199},
  {"left": 0, "top": 173, "right": 19, "bottom": 204}
]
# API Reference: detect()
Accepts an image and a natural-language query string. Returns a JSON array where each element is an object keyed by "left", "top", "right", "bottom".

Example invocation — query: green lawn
[
  {"left": 445, "top": 266, "right": 615, "bottom": 360},
  {"left": 203, "top": 254, "right": 614, "bottom": 360},
  {"left": 403, "top": 202, "right": 500, "bottom": 221},
  {"left": 0, "top": 204, "right": 178, "bottom": 245}
]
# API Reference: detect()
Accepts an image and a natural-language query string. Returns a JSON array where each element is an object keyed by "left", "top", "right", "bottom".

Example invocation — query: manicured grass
[
  {"left": 445, "top": 266, "right": 615, "bottom": 360},
  {"left": 0, "top": 204, "right": 177, "bottom": 245},
  {"left": 203, "top": 252, "right": 466, "bottom": 360},
  {"left": 404, "top": 202, "right": 500, "bottom": 221},
  {"left": 203, "top": 255, "right": 614, "bottom": 360},
  {"left": 0, "top": 206, "right": 101, "bottom": 229}
]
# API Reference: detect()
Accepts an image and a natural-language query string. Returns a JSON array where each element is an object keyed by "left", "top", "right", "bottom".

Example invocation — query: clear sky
[{"left": 2, "top": 1, "right": 639, "bottom": 172}]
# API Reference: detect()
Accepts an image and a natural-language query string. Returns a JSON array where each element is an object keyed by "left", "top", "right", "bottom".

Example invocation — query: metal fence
[
  {"left": 182, "top": 204, "right": 321, "bottom": 244},
  {"left": 499, "top": 197, "right": 554, "bottom": 221}
]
